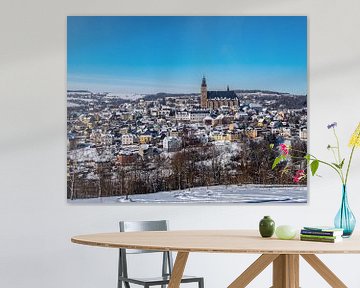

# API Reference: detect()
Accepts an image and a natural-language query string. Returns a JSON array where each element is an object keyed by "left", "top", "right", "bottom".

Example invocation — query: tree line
[{"left": 67, "top": 138, "right": 307, "bottom": 200}]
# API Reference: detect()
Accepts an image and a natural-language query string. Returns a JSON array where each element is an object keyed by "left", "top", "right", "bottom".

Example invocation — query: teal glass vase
[{"left": 334, "top": 185, "right": 356, "bottom": 237}]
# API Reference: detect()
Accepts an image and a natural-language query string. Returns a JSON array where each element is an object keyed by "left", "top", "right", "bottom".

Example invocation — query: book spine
[
  {"left": 301, "top": 230, "right": 336, "bottom": 236},
  {"left": 300, "top": 237, "right": 337, "bottom": 243},
  {"left": 300, "top": 234, "right": 337, "bottom": 240}
]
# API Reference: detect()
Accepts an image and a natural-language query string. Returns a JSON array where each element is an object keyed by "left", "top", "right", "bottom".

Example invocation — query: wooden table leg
[
  {"left": 272, "top": 254, "right": 299, "bottom": 288},
  {"left": 288, "top": 255, "right": 299, "bottom": 288},
  {"left": 228, "top": 254, "right": 279, "bottom": 288},
  {"left": 168, "top": 252, "right": 189, "bottom": 288},
  {"left": 301, "top": 254, "right": 347, "bottom": 288}
]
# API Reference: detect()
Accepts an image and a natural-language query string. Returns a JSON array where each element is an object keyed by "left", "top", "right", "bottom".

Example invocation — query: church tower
[{"left": 201, "top": 76, "right": 207, "bottom": 108}]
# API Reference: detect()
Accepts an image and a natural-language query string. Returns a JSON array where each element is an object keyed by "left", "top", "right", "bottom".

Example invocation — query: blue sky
[{"left": 67, "top": 16, "right": 307, "bottom": 94}]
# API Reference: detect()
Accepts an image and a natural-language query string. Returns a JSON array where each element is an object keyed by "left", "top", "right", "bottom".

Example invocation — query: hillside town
[{"left": 67, "top": 78, "right": 307, "bottom": 200}]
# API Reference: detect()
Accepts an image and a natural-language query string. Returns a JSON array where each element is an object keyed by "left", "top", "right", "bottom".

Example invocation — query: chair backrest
[
  {"left": 120, "top": 220, "right": 168, "bottom": 232},
  {"left": 118, "top": 220, "right": 173, "bottom": 283},
  {"left": 119, "top": 220, "right": 169, "bottom": 254}
]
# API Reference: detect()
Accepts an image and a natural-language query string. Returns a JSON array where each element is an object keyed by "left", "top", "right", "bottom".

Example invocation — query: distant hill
[
  {"left": 142, "top": 90, "right": 306, "bottom": 101},
  {"left": 235, "top": 89, "right": 289, "bottom": 95},
  {"left": 235, "top": 90, "right": 306, "bottom": 97},
  {"left": 67, "top": 90, "right": 92, "bottom": 93},
  {"left": 67, "top": 89, "right": 306, "bottom": 101},
  {"left": 143, "top": 92, "right": 199, "bottom": 101}
]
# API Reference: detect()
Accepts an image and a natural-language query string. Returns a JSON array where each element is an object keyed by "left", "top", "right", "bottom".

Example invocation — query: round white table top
[{"left": 71, "top": 230, "right": 360, "bottom": 254}]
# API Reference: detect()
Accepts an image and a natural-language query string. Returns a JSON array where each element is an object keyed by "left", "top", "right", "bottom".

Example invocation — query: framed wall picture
[{"left": 67, "top": 16, "right": 307, "bottom": 203}]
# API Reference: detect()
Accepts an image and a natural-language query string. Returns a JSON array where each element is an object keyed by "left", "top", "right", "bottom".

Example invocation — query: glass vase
[{"left": 334, "top": 185, "right": 356, "bottom": 237}]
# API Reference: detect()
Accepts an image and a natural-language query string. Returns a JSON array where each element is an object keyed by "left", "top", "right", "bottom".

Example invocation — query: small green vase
[{"left": 259, "top": 216, "right": 275, "bottom": 238}]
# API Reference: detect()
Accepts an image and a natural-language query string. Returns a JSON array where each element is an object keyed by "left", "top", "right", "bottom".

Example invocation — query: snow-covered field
[{"left": 69, "top": 184, "right": 307, "bottom": 204}]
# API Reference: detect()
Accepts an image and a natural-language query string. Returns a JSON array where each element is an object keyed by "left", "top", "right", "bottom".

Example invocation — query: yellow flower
[{"left": 349, "top": 122, "right": 360, "bottom": 148}]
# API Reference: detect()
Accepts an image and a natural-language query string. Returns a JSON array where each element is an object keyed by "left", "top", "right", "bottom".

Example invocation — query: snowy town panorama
[{"left": 67, "top": 77, "right": 308, "bottom": 203}]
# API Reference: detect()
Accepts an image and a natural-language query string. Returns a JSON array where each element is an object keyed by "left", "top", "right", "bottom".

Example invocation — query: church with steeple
[{"left": 200, "top": 76, "right": 239, "bottom": 110}]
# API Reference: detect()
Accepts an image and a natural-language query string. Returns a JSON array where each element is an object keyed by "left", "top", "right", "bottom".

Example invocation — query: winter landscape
[{"left": 67, "top": 16, "right": 307, "bottom": 203}]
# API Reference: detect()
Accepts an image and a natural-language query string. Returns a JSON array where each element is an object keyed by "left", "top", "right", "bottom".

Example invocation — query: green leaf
[
  {"left": 272, "top": 156, "right": 282, "bottom": 169},
  {"left": 269, "top": 144, "right": 274, "bottom": 149},
  {"left": 310, "top": 160, "right": 319, "bottom": 176},
  {"left": 304, "top": 154, "right": 310, "bottom": 162},
  {"left": 332, "top": 159, "right": 345, "bottom": 169},
  {"left": 339, "top": 159, "right": 345, "bottom": 169}
]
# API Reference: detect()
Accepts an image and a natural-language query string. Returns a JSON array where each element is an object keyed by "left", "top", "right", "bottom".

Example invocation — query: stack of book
[{"left": 300, "top": 226, "right": 344, "bottom": 243}]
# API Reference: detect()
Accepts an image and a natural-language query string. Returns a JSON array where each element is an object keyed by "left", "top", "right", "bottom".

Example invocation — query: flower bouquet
[{"left": 272, "top": 122, "right": 360, "bottom": 237}]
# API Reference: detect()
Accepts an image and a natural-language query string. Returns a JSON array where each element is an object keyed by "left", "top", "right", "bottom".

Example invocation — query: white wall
[{"left": 1, "top": 0, "right": 360, "bottom": 287}]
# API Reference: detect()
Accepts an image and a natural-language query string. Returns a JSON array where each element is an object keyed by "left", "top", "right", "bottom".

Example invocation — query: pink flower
[
  {"left": 293, "top": 169, "right": 305, "bottom": 183},
  {"left": 279, "top": 144, "right": 288, "bottom": 155}
]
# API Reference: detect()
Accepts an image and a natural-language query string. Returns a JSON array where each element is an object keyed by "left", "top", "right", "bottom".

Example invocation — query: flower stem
[
  {"left": 330, "top": 148, "right": 338, "bottom": 164},
  {"left": 345, "top": 129, "right": 360, "bottom": 185},
  {"left": 315, "top": 158, "right": 344, "bottom": 182},
  {"left": 333, "top": 128, "right": 342, "bottom": 163},
  {"left": 333, "top": 128, "right": 345, "bottom": 181},
  {"left": 289, "top": 148, "right": 344, "bottom": 183},
  {"left": 345, "top": 145, "right": 356, "bottom": 185}
]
